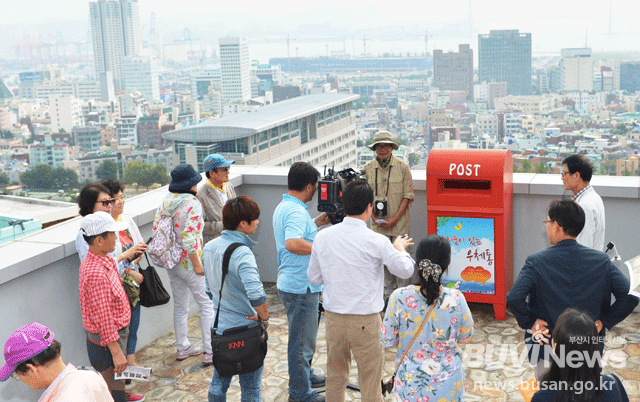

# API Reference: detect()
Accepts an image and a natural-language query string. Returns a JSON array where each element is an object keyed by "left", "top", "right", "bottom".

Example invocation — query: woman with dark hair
[
  {"left": 381, "top": 235, "right": 474, "bottom": 402},
  {"left": 533, "top": 308, "right": 629, "bottom": 402},
  {"left": 153, "top": 164, "right": 214, "bottom": 365},
  {"left": 76, "top": 183, "right": 144, "bottom": 272},
  {"left": 202, "top": 195, "right": 269, "bottom": 401},
  {"left": 101, "top": 180, "right": 146, "bottom": 369}
]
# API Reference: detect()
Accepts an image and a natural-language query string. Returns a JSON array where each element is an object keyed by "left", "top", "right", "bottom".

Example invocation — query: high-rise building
[
  {"left": 478, "top": 30, "right": 532, "bottom": 96},
  {"left": 0, "top": 79, "right": 12, "bottom": 103},
  {"left": 536, "top": 69, "right": 549, "bottom": 93},
  {"left": 219, "top": 37, "right": 251, "bottom": 103},
  {"left": 560, "top": 48, "right": 592, "bottom": 92},
  {"left": 49, "top": 94, "right": 83, "bottom": 133},
  {"left": 124, "top": 55, "right": 160, "bottom": 102},
  {"left": 90, "top": 0, "right": 141, "bottom": 92},
  {"left": 620, "top": 62, "right": 640, "bottom": 93},
  {"left": 595, "top": 60, "right": 620, "bottom": 92},
  {"left": 433, "top": 44, "right": 474, "bottom": 101}
]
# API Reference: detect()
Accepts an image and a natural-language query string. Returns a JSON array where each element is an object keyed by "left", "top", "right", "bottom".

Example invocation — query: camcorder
[{"left": 317, "top": 166, "right": 365, "bottom": 224}]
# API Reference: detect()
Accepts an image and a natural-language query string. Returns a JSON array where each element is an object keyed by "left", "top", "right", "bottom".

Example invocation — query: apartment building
[{"left": 433, "top": 44, "right": 474, "bottom": 101}]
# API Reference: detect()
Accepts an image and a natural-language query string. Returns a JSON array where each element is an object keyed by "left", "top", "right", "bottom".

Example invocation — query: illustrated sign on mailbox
[
  {"left": 427, "top": 149, "right": 513, "bottom": 320},
  {"left": 436, "top": 216, "right": 495, "bottom": 294}
]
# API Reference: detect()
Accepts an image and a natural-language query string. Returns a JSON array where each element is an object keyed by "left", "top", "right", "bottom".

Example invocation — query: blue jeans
[
  {"left": 279, "top": 289, "right": 321, "bottom": 402},
  {"left": 208, "top": 366, "right": 263, "bottom": 402},
  {"left": 126, "top": 302, "right": 141, "bottom": 355}
]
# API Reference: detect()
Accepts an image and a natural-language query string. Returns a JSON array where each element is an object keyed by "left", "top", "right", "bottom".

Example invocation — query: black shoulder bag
[
  {"left": 138, "top": 253, "right": 171, "bottom": 307},
  {"left": 210, "top": 242, "right": 268, "bottom": 377}
]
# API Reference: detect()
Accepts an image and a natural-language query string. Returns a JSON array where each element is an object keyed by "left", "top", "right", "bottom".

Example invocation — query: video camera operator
[
  {"left": 273, "top": 161, "right": 330, "bottom": 402},
  {"left": 307, "top": 179, "right": 414, "bottom": 402}
]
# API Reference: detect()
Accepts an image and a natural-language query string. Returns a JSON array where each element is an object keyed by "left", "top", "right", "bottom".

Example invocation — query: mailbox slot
[{"left": 438, "top": 179, "right": 492, "bottom": 195}]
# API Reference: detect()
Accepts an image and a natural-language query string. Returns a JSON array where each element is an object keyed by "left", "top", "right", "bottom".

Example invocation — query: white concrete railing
[{"left": 1, "top": 168, "right": 639, "bottom": 400}]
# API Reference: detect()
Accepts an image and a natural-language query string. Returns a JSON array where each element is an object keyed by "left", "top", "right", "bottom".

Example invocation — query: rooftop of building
[
  {"left": 162, "top": 93, "right": 359, "bottom": 142},
  {"left": 1, "top": 168, "right": 640, "bottom": 401},
  {"left": 0, "top": 194, "right": 78, "bottom": 225}
]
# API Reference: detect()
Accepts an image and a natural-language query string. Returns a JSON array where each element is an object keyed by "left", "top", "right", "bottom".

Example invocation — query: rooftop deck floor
[{"left": 127, "top": 283, "right": 640, "bottom": 401}]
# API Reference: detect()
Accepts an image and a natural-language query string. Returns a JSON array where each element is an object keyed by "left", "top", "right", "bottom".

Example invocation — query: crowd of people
[{"left": 1, "top": 134, "right": 637, "bottom": 402}]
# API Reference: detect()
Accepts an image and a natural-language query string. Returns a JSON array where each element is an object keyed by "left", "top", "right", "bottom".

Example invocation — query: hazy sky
[
  {"left": 4, "top": 0, "right": 632, "bottom": 26},
  {"left": 3, "top": 0, "right": 640, "bottom": 59}
]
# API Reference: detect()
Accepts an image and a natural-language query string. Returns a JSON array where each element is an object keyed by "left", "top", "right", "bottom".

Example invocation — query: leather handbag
[
  {"left": 382, "top": 301, "right": 436, "bottom": 396},
  {"left": 138, "top": 253, "right": 171, "bottom": 307},
  {"left": 210, "top": 242, "right": 268, "bottom": 377}
]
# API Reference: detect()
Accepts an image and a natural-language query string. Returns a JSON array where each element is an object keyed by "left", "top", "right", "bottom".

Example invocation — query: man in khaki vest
[{"left": 362, "top": 131, "right": 415, "bottom": 301}]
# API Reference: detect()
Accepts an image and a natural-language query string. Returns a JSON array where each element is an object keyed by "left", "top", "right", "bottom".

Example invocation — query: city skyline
[{"left": 3, "top": 0, "right": 640, "bottom": 63}]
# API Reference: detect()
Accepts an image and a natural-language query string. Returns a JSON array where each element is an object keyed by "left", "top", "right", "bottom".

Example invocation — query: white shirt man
[
  {"left": 307, "top": 179, "right": 413, "bottom": 402},
  {"left": 561, "top": 155, "right": 605, "bottom": 251}
]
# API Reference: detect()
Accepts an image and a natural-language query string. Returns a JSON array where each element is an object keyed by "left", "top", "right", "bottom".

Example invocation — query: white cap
[{"left": 80, "top": 211, "right": 128, "bottom": 236}]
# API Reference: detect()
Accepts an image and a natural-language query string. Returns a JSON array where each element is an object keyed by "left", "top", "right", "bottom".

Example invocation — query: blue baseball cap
[{"left": 203, "top": 154, "right": 235, "bottom": 172}]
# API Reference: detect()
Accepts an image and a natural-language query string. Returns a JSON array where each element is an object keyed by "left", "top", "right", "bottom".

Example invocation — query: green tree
[
  {"left": 151, "top": 163, "right": 170, "bottom": 186},
  {"left": 0, "top": 172, "right": 9, "bottom": 187},
  {"left": 51, "top": 167, "right": 79, "bottom": 189},
  {"left": 534, "top": 161, "right": 548, "bottom": 174},
  {"left": 123, "top": 161, "right": 153, "bottom": 190},
  {"left": 521, "top": 159, "right": 533, "bottom": 173},
  {"left": 20, "top": 164, "right": 53, "bottom": 189},
  {"left": 407, "top": 153, "right": 420, "bottom": 167},
  {"left": 96, "top": 159, "right": 119, "bottom": 181},
  {"left": 513, "top": 163, "right": 521, "bottom": 173},
  {"left": 611, "top": 124, "right": 630, "bottom": 136},
  {"left": 0, "top": 130, "right": 13, "bottom": 139}
]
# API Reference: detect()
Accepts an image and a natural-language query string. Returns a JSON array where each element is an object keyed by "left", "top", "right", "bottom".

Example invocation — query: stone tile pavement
[{"left": 128, "top": 283, "right": 640, "bottom": 401}]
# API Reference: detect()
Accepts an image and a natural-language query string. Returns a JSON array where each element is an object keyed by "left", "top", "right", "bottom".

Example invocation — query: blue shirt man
[{"left": 273, "top": 162, "right": 330, "bottom": 402}]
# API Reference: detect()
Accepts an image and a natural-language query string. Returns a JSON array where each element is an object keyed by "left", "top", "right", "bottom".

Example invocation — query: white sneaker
[{"left": 176, "top": 345, "right": 203, "bottom": 360}]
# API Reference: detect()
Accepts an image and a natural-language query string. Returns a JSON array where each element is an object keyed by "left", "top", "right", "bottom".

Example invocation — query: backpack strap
[{"left": 212, "top": 242, "right": 246, "bottom": 332}]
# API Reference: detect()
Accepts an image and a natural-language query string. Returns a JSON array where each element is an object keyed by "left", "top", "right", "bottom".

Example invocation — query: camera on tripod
[{"left": 317, "top": 166, "right": 365, "bottom": 224}]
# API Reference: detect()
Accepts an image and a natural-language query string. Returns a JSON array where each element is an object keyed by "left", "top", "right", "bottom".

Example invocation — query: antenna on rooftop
[
  {"left": 585, "top": 29, "right": 588, "bottom": 47},
  {"left": 467, "top": 0, "right": 472, "bottom": 38},
  {"left": 608, "top": 0, "right": 613, "bottom": 35}
]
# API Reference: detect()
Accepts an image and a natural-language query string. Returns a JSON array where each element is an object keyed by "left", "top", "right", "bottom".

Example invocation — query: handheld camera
[{"left": 317, "top": 166, "right": 365, "bottom": 224}]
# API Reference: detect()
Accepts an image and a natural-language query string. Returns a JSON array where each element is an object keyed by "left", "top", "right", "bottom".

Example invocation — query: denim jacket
[{"left": 202, "top": 229, "right": 267, "bottom": 334}]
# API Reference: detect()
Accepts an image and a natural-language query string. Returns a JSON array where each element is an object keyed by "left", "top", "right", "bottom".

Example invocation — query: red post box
[{"left": 426, "top": 149, "right": 513, "bottom": 320}]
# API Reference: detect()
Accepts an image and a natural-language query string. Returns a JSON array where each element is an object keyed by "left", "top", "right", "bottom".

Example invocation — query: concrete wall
[{"left": 1, "top": 168, "right": 639, "bottom": 400}]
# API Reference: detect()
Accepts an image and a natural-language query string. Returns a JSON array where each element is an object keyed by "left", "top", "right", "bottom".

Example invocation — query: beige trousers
[{"left": 325, "top": 311, "right": 383, "bottom": 402}]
